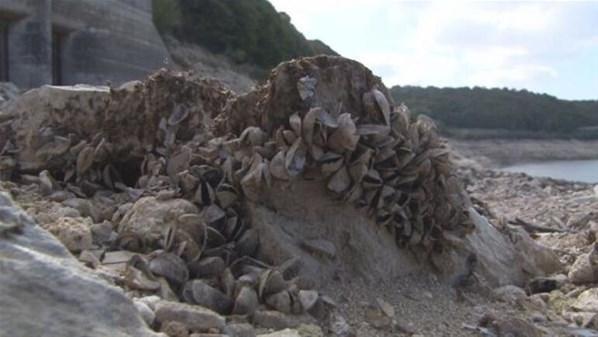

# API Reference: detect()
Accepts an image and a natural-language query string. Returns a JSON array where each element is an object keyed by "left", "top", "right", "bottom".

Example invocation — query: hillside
[
  {"left": 390, "top": 86, "right": 598, "bottom": 138},
  {"left": 153, "top": 0, "right": 337, "bottom": 74}
]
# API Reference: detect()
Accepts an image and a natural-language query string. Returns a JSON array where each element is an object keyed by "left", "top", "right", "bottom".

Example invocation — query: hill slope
[
  {"left": 153, "top": 0, "right": 337, "bottom": 72},
  {"left": 391, "top": 86, "right": 598, "bottom": 138}
]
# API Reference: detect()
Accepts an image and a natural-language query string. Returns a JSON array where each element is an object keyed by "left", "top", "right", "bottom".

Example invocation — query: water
[{"left": 502, "top": 159, "right": 598, "bottom": 183}]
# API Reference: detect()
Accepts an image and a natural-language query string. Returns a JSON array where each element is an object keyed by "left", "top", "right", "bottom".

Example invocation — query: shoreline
[{"left": 447, "top": 138, "right": 598, "bottom": 168}]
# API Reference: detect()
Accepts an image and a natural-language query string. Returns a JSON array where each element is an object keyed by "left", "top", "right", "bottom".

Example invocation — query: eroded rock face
[
  {"left": 250, "top": 180, "right": 420, "bottom": 285},
  {"left": 0, "top": 192, "right": 159, "bottom": 337}
]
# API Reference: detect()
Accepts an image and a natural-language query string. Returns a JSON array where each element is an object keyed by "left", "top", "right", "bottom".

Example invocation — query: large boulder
[{"left": 0, "top": 192, "right": 160, "bottom": 337}]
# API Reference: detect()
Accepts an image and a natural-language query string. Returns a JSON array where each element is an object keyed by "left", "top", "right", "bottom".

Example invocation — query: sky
[{"left": 268, "top": 1, "right": 598, "bottom": 100}]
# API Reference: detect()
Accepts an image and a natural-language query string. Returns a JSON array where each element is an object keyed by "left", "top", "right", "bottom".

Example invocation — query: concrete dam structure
[{"left": 0, "top": 0, "right": 171, "bottom": 89}]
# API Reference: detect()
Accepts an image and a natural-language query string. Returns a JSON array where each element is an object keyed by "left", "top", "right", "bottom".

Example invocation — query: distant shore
[{"left": 447, "top": 138, "right": 598, "bottom": 167}]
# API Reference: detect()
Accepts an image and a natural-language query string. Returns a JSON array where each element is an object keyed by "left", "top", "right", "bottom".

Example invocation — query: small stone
[
  {"left": 154, "top": 300, "right": 225, "bottom": 332},
  {"left": 492, "top": 285, "right": 527, "bottom": 303},
  {"left": 224, "top": 323, "right": 256, "bottom": 337}
]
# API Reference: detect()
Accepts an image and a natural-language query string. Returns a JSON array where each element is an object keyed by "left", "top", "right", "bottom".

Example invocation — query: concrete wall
[
  {"left": 4, "top": 0, "right": 52, "bottom": 88},
  {"left": 0, "top": 0, "right": 171, "bottom": 88}
]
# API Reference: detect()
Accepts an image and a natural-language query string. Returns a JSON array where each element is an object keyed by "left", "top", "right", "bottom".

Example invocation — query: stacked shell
[
  {"left": 110, "top": 100, "right": 329, "bottom": 318},
  {"left": 226, "top": 86, "right": 474, "bottom": 249}
]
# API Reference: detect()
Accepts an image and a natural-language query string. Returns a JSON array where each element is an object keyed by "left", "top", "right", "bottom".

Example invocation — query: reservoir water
[{"left": 502, "top": 159, "right": 598, "bottom": 183}]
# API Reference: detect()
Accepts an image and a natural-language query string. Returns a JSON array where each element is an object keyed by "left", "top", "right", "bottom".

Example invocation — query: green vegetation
[
  {"left": 390, "top": 86, "right": 598, "bottom": 138},
  {"left": 152, "top": 0, "right": 337, "bottom": 71},
  {"left": 152, "top": 0, "right": 182, "bottom": 35}
]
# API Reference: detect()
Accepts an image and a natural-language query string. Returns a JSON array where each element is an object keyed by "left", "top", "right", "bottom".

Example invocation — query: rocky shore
[
  {"left": 1, "top": 56, "right": 598, "bottom": 337},
  {"left": 450, "top": 138, "right": 598, "bottom": 167}
]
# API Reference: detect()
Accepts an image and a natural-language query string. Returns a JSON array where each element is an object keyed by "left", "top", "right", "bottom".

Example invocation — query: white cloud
[{"left": 269, "top": 0, "right": 598, "bottom": 98}]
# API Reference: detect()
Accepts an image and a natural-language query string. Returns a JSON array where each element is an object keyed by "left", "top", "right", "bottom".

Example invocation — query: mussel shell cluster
[
  {"left": 0, "top": 64, "right": 475, "bottom": 326},
  {"left": 218, "top": 86, "right": 474, "bottom": 249}
]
